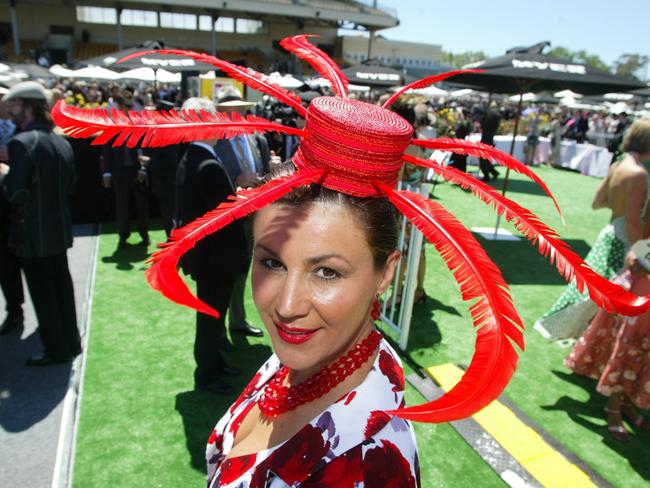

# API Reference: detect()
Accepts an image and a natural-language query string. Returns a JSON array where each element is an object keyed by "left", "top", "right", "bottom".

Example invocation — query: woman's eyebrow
[
  {"left": 254, "top": 244, "right": 279, "bottom": 257},
  {"left": 306, "top": 254, "right": 352, "bottom": 267}
]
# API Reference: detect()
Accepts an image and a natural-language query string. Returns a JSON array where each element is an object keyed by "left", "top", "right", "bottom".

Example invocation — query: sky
[{"left": 351, "top": 0, "right": 649, "bottom": 75}]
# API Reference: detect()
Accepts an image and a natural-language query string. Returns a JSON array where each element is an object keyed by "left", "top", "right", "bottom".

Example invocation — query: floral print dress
[
  {"left": 206, "top": 337, "right": 420, "bottom": 487},
  {"left": 566, "top": 271, "right": 650, "bottom": 410}
]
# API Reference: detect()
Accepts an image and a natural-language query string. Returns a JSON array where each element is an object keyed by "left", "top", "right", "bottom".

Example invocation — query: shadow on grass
[
  {"left": 175, "top": 341, "right": 272, "bottom": 473},
  {"left": 381, "top": 300, "right": 445, "bottom": 374},
  {"left": 543, "top": 370, "right": 650, "bottom": 481},
  {"left": 496, "top": 178, "right": 548, "bottom": 198},
  {"left": 101, "top": 242, "right": 151, "bottom": 271},
  {"left": 477, "top": 237, "right": 592, "bottom": 285}
]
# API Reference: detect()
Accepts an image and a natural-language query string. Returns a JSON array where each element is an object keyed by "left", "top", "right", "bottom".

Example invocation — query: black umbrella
[
  {"left": 447, "top": 43, "right": 645, "bottom": 238},
  {"left": 341, "top": 58, "right": 404, "bottom": 87},
  {"left": 451, "top": 42, "right": 645, "bottom": 95},
  {"left": 78, "top": 40, "right": 217, "bottom": 72}
]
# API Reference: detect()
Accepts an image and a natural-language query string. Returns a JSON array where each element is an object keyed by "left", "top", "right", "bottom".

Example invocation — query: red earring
[{"left": 371, "top": 295, "right": 381, "bottom": 321}]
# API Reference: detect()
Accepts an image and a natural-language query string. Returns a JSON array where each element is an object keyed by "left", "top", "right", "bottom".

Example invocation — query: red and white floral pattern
[{"left": 206, "top": 337, "right": 420, "bottom": 487}]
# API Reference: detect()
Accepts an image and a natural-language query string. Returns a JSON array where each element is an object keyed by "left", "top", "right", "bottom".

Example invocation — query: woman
[
  {"left": 535, "top": 118, "right": 650, "bottom": 341},
  {"left": 205, "top": 167, "right": 419, "bottom": 486},
  {"left": 51, "top": 35, "right": 650, "bottom": 486},
  {"left": 566, "top": 239, "right": 650, "bottom": 441}
]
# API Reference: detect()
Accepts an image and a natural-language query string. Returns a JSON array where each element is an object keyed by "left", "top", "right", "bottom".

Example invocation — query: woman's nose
[{"left": 275, "top": 272, "right": 309, "bottom": 320}]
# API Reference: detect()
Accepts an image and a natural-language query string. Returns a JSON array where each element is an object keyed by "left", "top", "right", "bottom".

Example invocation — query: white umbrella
[
  {"left": 554, "top": 89, "right": 582, "bottom": 99},
  {"left": 72, "top": 66, "right": 119, "bottom": 80},
  {"left": 449, "top": 88, "right": 475, "bottom": 98},
  {"left": 268, "top": 72, "right": 303, "bottom": 89},
  {"left": 156, "top": 69, "right": 181, "bottom": 83},
  {"left": 0, "top": 63, "right": 10, "bottom": 74},
  {"left": 603, "top": 92, "right": 634, "bottom": 101},
  {"left": 50, "top": 64, "right": 77, "bottom": 78},
  {"left": 398, "top": 85, "right": 448, "bottom": 97},
  {"left": 118, "top": 67, "right": 155, "bottom": 82},
  {"left": 309, "top": 77, "right": 370, "bottom": 92},
  {"left": 509, "top": 92, "right": 538, "bottom": 102},
  {"left": 608, "top": 101, "right": 632, "bottom": 114}
]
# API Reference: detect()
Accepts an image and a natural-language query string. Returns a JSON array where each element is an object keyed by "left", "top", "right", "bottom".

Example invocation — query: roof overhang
[{"left": 26, "top": 0, "right": 399, "bottom": 30}]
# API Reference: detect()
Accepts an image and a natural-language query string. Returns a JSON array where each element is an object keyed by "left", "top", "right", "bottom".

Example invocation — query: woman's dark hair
[{"left": 266, "top": 162, "right": 399, "bottom": 269}]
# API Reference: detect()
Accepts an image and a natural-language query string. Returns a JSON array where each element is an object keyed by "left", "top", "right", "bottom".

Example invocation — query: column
[
  {"left": 116, "top": 4, "right": 123, "bottom": 50},
  {"left": 10, "top": 0, "right": 20, "bottom": 56}
]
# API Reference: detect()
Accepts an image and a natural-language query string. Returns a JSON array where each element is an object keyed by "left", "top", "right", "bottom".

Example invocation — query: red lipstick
[{"left": 274, "top": 321, "right": 319, "bottom": 344}]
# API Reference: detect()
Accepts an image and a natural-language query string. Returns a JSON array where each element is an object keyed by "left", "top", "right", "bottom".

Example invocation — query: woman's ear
[{"left": 376, "top": 249, "right": 401, "bottom": 295}]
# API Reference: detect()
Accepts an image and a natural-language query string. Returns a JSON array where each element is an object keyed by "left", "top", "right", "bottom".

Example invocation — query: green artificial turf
[{"left": 74, "top": 166, "right": 649, "bottom": 487}]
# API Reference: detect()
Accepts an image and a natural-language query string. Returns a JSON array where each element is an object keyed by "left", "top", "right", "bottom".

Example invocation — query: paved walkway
[{"left": 0, "top": 224, "right": 98, "bottom": 488}]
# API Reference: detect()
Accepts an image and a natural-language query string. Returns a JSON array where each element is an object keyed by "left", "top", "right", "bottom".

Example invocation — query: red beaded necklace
[{"left": 258, "top": 330, "right": 382, "bottom": 418}]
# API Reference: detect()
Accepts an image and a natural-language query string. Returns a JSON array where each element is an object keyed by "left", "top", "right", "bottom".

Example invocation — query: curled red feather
[
  {"left": 412, "top": 138, "right": 564, "bottom": 222},
  {"left": 377, "top": 186, "right": 523, "bottom": 422},
  {"left": 382, "top": 70, "right": 482, "bottom": 109},
  {"left": 280, "top": 35, "right": 348, "bottom": 98},
  {"left": 51, "top": 101, "right": 304, "bottom": 148},
  {"left": 146, "top": 170, "right": 324, "bottom": 317},
  {"left": 118, "top": 49, "right": 307, "bottom": 117},
  {"left": 406, "top": 154, "right": 650, "bottom": 316}
]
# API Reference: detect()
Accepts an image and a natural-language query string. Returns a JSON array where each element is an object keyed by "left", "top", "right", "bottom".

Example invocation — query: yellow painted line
[{"left": 426, "top": 363, "right": 597, "bottom": 488}]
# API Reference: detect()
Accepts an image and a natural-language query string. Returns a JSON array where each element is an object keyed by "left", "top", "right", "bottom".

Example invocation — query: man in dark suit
[
  {"left": 3, "top": 81, "right": 81, "bottom": 365},
  {"left": 175, "top": 98, "right": 249, "bottom": 395},
  {"left": 479, "top": 102, "right": 501, "bottom": 182},
  {"left": 0, "top": 92, "right": 24, "bottom": 335},
  {"left": 214, "top": 86, "right": 269, "bottom": 342},
  {"left": 101, "top": 96, "right": 150, "bottom": 248}
]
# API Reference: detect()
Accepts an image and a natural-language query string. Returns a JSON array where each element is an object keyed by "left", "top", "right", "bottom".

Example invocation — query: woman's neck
[{"left": 287, "top": 320, "right": 376, "bottom": 385}]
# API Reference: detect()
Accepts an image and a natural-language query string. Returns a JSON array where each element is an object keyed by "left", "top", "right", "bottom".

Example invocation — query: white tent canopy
[
  {"left": 554, "top": 89, "right": 582, "bottom": 99},
  {"left": 267, "top": 72, "right": 303, "bottom": 89},
  {"left": 71, "top": 66, "right": 120, "bottom": 80},
  {"left": 308, "top": 77, "right": 370, "bottom": 92},
  {"left": 50, "top": 64, "right": 77, "bottom": 78}
]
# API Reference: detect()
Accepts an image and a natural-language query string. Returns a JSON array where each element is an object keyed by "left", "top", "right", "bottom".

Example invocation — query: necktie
[{"left": 233, "top": 136, "right": 252, "bottom": 172}]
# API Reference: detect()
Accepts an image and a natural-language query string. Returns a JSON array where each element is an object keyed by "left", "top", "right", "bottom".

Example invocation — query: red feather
[
  {"left": 118, "top": 49, "right": 307, "bottom": 116},
  {"left": 146, "top": 170, "right": 324, "bottom": 317},
  {"left": 377, "top": 186, "right": 523, "bottom": 422},
  {"left": 405, "top": 154, "right": 650, "bottom": 316},
  {"left": 412, "top": 138, "right": 564, "bottom": 222},
  {"left": 279, "top": 35, "right": 348, "bottom": 98},
  {"left": 382, "top": 70, "right": 482, "bottom": 109},
  {"left": 51, "top": 101, "right": 304, "bottom": 148}
]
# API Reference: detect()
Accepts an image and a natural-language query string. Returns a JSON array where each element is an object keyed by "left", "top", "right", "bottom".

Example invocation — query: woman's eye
[
  {"left": 314, "top": 267, "right": 340, "bottom": 280},
  {"left": 261, "top": 258, "right": 284, "bottom": 270}
]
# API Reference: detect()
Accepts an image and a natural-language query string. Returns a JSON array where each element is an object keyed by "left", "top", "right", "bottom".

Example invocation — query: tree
[
  {"left": 442, "top": 50, "right": 487, "bottom": 69},
  {"left": 547, "top": 46, "right": 610, "bottom": 72},
  {"left": 613, "top": 54, "right": 649, "bottom": 81}
]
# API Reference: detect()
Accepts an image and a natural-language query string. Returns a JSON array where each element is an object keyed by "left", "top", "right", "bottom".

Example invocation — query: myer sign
[
  {"left": 512, "top": 59, "right": 586, "bottom": 74},
  {"left": 355, "top": 72, "right": 401, "bottom": 81},
  {"left": 141, "top": 58, "right": 196, "bottom": 67}
]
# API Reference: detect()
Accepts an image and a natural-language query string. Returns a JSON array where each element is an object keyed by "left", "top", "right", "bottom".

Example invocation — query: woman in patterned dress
[
  {"left": 535, "top": 118, "right": 650, "bottom": 341},
  {"left": 205, "top": 163, "right": 420, "bottom": 487},
  {"left": 566, "top": 263, "right": 650, "bottom": 441}
]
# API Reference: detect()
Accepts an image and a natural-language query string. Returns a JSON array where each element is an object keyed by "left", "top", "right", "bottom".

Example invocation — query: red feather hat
[{"left": 51, "top": 35, "right": 650, "bottom": 423}]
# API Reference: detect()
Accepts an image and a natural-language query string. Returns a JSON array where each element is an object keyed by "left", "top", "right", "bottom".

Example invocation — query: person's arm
[
  {"left": 5, "top": 139, "right": 33, "bottom": 205},
  {"left": 624, "top": 172, "right": 647, "bottom": 245}
]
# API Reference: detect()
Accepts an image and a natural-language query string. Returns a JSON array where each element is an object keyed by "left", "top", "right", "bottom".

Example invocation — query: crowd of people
[{"left": 1, "top": 60, "right": 649, "bottom": 487}]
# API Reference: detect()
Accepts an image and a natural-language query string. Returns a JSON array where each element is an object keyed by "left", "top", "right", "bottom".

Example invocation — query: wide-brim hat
[
  {"left": 215, "top": 84, "right": 255, "bottom": 108},
  {"left": 215, "top": 98, "right": 255, "bottom": 108},
  {"left": 3, "top": 80, "right": 48, "bottom": 102}
]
